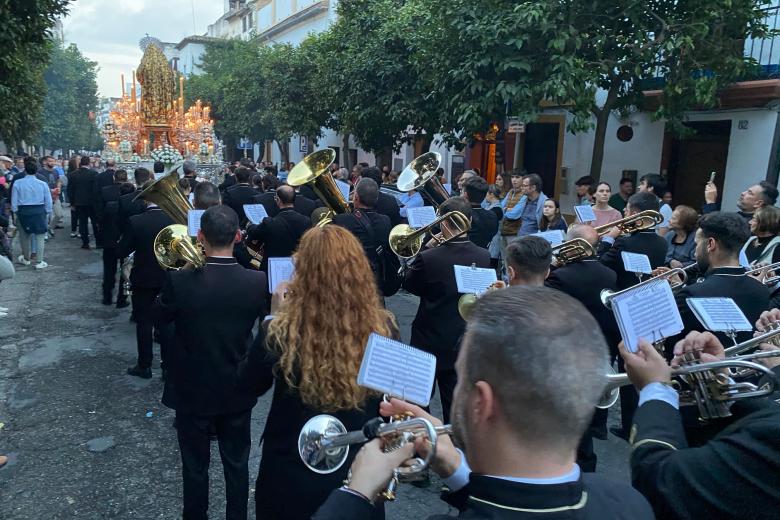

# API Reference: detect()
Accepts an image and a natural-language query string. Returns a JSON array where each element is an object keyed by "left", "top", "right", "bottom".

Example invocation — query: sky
[{"left": 61, "top": 0, "right": 224, "bottom": 99}]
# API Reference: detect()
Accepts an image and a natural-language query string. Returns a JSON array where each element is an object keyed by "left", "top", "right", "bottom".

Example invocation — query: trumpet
[
  {"left": 598, "top": 349, "right": 780, "bottom": 420},
  {"left": 551, "top": 238, "right": 595, "bottom": 266},
  {"left": 298, "top": 414, "right": 452, "bottom": 500},
  {"left": 396, "top": 152, "right": 449, "bottom": 208},
  {"left": 745, "top": 261, "right": 780, "bottom": 285},
  {"left": 593, "top": 210, "right": 663, "bottom": 237},
  {"left": 288, "top": 149, "right": 347, "bottom": 226},
  {"left": 600, "top": 266, "right": 690, "bottom": 309},
  {"left": 389, "top": 211, "right": 470, "bottom": 259},
  {"left": 724, "top": 322, "right": 780, "bottom": 356},
  {"left": 458, "top": 280, "right": 506, "bottom": 320}
]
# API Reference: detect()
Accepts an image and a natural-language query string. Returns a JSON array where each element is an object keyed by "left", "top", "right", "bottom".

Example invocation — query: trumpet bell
[
  {"left": 136, "top": 168, "right": 192, "bottom": 225},
  {"left": 154, "top": 224, "right": 205, "bottom": 270},
  {"left": 396, "top": 152, "right": 449, "bottom": 208},
  {"left": 288, "top": 149, "right": 348, "bottom": 217},
  {"left": 389, "top": 224, "right": 424, "bottom": 259},
  {"left": 596, "top": 365, "right": 624, "bottom": 409},
  {"left": 298, "top": 415, "right": 350, "bottom": 474},
  {"left": 458, "top": 293, "right": 478, "bottom": 320}
]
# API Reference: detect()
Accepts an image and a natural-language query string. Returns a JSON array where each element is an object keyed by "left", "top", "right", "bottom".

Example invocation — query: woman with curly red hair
[{"left": 240, "top": 224, "right": 397, "bottom": 520}]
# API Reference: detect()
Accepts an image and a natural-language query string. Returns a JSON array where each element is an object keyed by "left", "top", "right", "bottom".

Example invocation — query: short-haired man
[
  {"left": 609, "top": 177, "right": 635, "bottom": 214},
  {"left": 705, "top": 179, "right": 778, "bottom": 223},
  {"left": 193, "top": 181, "right": 221, "bottom": 210},
  {"left": 154, "top": 205, "right": 267, "bottom": 520},
  {"left": 575, "top": 175, "right": 596, "bottom": 205},
  {"left": 502, "top": 173, "right": 547, "bottom": 239},
  {"left": 99, "top": 169, "right": 130, "bottom": 307},
  {"left": 504, "top": 235, "right": 551, "bottom": 286},
  {"left": 638, "top": 173, "right": 672, "bottom": 236},
  {"left": 314, "top": 287, "right": 654, "bottom": 520},
  {"left": 222, "top": 167, "right": 257, "bottom": 227},
  {"left": 68, "top": 156, "right": 99, "bottom": 249},
  {"left": 182, "top": 160, "right": 200, "bottom": 192},
  {"left": 361, "top": 167, "right": 402, "bottom": 227},
  {"left": 117, "top": 168, "right": 150, "bottom": 236},
  {"left": 403, "top": 196, "right": 491, "bottom": 423},
  {"left": 461, "top": 176, "right": 500, "bottom": 249},
  {"left": 153, "top": 161, "right": 165, "bottom": 176}
]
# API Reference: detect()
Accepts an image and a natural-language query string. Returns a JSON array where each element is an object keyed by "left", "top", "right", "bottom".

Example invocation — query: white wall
[{"left": 178, "top": 43, "right": 206, "bottom": 76}]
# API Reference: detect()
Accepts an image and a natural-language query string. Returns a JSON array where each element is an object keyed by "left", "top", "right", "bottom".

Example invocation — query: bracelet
[{"left": 340, "top": 485, "right": 373, "bottom": 505}]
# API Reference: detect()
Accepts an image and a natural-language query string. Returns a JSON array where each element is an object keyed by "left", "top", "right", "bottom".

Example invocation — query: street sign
[
  {"left": 506, "top": 117, "right": 525, "bottom": 134},
  {"left": 237, "top": 137, "right": 252, "bottom": 150}
]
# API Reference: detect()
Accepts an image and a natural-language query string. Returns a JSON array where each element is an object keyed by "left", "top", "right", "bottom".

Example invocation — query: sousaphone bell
[
  {"left": 396, "top": 152, "right": 449, "bottom": 208},
  {"left": 287, "top": 149, "right": 348, "bottom": 226}
]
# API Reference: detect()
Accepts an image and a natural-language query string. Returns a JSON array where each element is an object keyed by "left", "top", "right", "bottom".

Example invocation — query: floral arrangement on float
[{"left": 150, "top": 143, "right": 183, "bottom": 165}]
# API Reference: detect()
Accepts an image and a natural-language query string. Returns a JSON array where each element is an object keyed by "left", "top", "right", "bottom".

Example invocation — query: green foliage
[
  {"left": 0, "top": 0, "right": 71, "bottom": 146},
  {"left": 38, "top": 43, "right": 101, "bottom": 151}
]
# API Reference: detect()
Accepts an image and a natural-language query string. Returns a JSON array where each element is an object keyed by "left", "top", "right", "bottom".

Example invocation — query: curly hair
[{"left": 266, "top": 225, "right": 396, "bottom": 412}]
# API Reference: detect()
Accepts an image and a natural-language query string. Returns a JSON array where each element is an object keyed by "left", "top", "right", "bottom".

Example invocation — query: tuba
[
  {"left": 154, "top": 224, "right": 205, "bottom": 270},
  {"left": 287, "top": 148, "right": 347, "bottom": 226},
  {"left": 593, "top": 210, "right": 663, "bottom": 237},
  {"left": 396, "top": 152, "right": 449, "bottom": 208},
  {"left": 135, "top": 165, "right": 193, "bottom": 225},
  {"left": 389, "top": 211, "right": 470, "bottom": 259}
]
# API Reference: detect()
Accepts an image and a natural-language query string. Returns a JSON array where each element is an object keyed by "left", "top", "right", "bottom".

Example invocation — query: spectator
[
  {"left": 705, "top": 179, "right": 778, "bottom": 223},
  {"left": 743, "top": 205, "right": 780, "bottom": 265},
  {"left": 662, "top": 190, "right": 674, "bottom": 208},
  {"left": 494, "top": 171, "right": 510, "bottom": 198},
  {"left": 609, "top": 177, "right": 635, "bottom": 213},
  {"left": 638, "top": 173, "right": 673, "bottom": 236},
  {"left": 539, "top": 199, "right": 568, "bottom": 232},
  {"left": 483, "top": 184, "right": 504, "bottom": 268},
  {"left": 592, "top": 182, "right": 622, "bottom": 228},
  {"left": 574, "top": 175, "right": 595, "bottom": 205},
  {"left": 12, "top": 157, "right": 52, "bottom": 268},
  {"left": 664, "top": 205, "right": 699, "bottom": 267}
]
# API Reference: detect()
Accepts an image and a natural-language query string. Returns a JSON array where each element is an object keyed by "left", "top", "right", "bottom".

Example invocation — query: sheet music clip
[
  {"left": 724, "top": 325, "right": 739, "bottom": 347},
  {"left": 470, "top": 263, "right": 477, "bottom": 270},
  {"left": 650, "top": 330, "right": 666, "bottom": 356}
]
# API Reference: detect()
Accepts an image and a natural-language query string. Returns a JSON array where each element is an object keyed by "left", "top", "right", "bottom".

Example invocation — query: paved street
[{"left": 0, "top": 214, "right": 629, "bottom": 519}]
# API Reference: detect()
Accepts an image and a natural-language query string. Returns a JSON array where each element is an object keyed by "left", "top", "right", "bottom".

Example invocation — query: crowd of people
[{"left": 2, "top": 150, "right": 780, "bottom": 518}]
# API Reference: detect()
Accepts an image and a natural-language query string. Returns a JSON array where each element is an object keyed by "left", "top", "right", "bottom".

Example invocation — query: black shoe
[
  {"left": 127, "top": 365, "right": 152, "bottom": 379},
  {"left": 116, "top": 299, "right": 129, "bottom": 309},
  {"left": 129, "top": 312, "right": 136, "bottom": 323},
  {"left": 101, "top": 296, "right": 112, "bottom": 305},
  {"left": 81, "top": 244, "right": 90, "bottom": 250},
  {"left": 609, "top": 426, "right": 630, "bottom": 442}
]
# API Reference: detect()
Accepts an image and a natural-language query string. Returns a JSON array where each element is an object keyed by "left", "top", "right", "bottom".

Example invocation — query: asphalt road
[{"left": 0, "top": 213, "right": 630, "bottom": 519}]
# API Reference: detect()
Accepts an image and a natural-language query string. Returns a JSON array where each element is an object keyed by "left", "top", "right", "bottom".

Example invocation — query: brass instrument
[
  {"left": 135, "top": 167, "right": 192, "bottom": 225},
  {"left": 298, "top": 413, "right": 452, "bottom": 501},
  {"left": 593, "top": 210, "right": 663, "bottom": 237},
  {"left": 120, "top": 253, "right": 134, "bottom": 297},
  {"left": 458, "top": 280, "right": 506, "bottom": 320},
  {"left": 551, "top": 238, "right": 595, "bottom": 266},
  {"left": 154, "top": 224, "right": 205, "bottom": 270},
  {"left": 600, "top": 266, "right": 690, "bottom": 309},
  {"left": 389, "top": 211, "right": 470, "bottom": 259},
  {"left": 724, "top": 322, "right": 780, "bottom": 356},
  {"left": 745, "top": 261, "right": 780, "bottom": 285},
  {"left": 597, "top": 349, "right": 780, "bottom": 420},
  {"left": 287, "top": 149, "right": 347, "bottom": 226},
  {"left": 396, "top": 152, "right": 449, "bottom": 208}
]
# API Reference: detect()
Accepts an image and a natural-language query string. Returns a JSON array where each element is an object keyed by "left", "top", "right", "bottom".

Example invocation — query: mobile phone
[{"left": 709, "top": 171, "right": 716, "bottom": 183}]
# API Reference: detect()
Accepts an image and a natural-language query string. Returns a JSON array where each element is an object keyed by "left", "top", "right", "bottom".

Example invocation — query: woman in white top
[{"left": 592, "top": 182, "right": 622, "bottom": 228}]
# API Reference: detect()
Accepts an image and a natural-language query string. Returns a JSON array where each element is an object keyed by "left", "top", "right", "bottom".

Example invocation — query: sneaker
[
  {"left": 35, "top": 261, "right": 48, "bottom": 270},
  {"left": 16, "top": 255, "right": 30, "bottom": 266},
  {"left": 70, "top": 232, "right": 77, "bottom": 238}
]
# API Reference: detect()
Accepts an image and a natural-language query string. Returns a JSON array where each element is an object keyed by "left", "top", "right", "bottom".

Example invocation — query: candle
[
  {"left": 131, "top": 70, "right": 137, "bottom": 105},
  {"left": 121, "top": 74, "right": 125, "bottom": 97}
]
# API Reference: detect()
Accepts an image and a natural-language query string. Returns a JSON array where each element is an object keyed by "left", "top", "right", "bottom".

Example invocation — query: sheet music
[
  {"left": 335, "top": 179, "right": 351, "bottom": 203},
  {"left": 380, "top": 187, "right": 405, "bottom": 204},
  {"left": 686, "top": 298, "right": 752, "bottom": 332},
  {"left": 532, "top": 229, "right": 565, "bottom": 246},
  {"left": 574, "top": 204, "right": 596, "bottom": 223},
  {"left": 621, "top": 252, "right": 653, "bottom": 274},
  {"left": 406, "top": 206, "right": 437, "bottom": 228},
  {"left": 357, "top": 333, "right": 437, "bottom": 406},
  {"left": 187, "top": 209, "right": 205, "bottom": 237},
  {"left": 454, "top": 265, "right": 497, "bottom": 294},
  {"left": 268, "top": 257, "right": 295, "bottom": 293},
  {"left": 610, "top": 279, "right": 683, "bottom": 352},
  {"left": 243, "top": 204, "right": 269, "bottom": 225}
]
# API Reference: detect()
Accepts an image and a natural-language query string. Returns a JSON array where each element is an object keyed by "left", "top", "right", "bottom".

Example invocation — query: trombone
[
  {"left": 593, "top": 210, "right": 663, "bottom": 237},
  {"left": 551, "top": 238, "right": 595, "bottom": 266},
  {"left": 298, "top": 413, "right": 452, "bottom": 501},
  {"left": 396, "top": 152, "right": 450, "bottom": 208},
  {"left": 600, "top": 266, "right": 690, "bottom": 309},
  {"left": 288, "top": 148, "right": 348, "bottom": 226},
  {"left": 389, "top": 211, "right": 470, "bottom": 259}
]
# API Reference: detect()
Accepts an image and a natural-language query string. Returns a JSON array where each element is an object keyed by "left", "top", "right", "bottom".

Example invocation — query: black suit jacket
[
  {"left": 599, "top": 230, "right": 667, "bottom": 289},
  {"left": 631, "top": 396, "right": 780, "bottom": 520},
  {"left": 99, "top": 184, "right": 122, "bottom": 247},
  {"left": 153, "top": 256, "right": 267, "bottom": 416},
  {"left": 237, "top": 327, "right": 384, "bottom": 520},
  {"left": 315, "top": 472, "right": 652, "bottom": 520},
  {"left": 218, "top": 174, "right": 236, "bottom": 191},
  {"left": 118, "top": 189, "right": 145, "bottom": 236},
  {"left": 223, "top": 183, "right": 258, "bottom": 226},
  {"left": 95, "top": 169, "right": 115, "bottom": 196},
  {"left": 333, "top": 209, "right": 392, "bottom": 285},
  {"left": 68, "top": 167, "right": 98, "bottom": 207},
  {"left": 246, "top": 208, "right": 311, "bottom": 272},
  {"left": 468, "top": 204, "right": 500, "bottom": 248},
  {"left": 254, "top": 191, "right": 317, "bottom": 220},
  {"left": 374, "top": 191, "right": 402, "bottom": 227},
  {"left": 117, "top": 207, "right": 174, "bottom": 289},
  {"left": 545, "top": 259, "right": 620, "bottom": 349},
  {"left": 183, "top": 174, "right": 199, "bottom": 192},
  {"left": 404, "top": 239, "right": 491, "bottom": 368}
]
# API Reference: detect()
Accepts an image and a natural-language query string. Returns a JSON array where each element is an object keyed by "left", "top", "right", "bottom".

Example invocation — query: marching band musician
[
  {"left": 193, "top": 181, "right": 221, "bottom": 210},
  {"left": 460, "top": 176, "right": 501, "bottom": 249},
  {"left": 238, "top": 225, "right": 396, "bottom": 520},
  {"left": 98, "top": 168, "right": 131, "bottom": 307},
  {"left": 503, "top": 235, "right": 551, "bottom": 286},
  {"left": 599, "top": 191, "right": 667, "bottom": 289},
  {"left": 255, "top": 176, "right": 317, "bottom": 219},
  {"left": 313, "top": 287, "right": 654, "bottom": 519},
  {"left": 222, "top": 167, "right": 258, "bottom": 227},
  {"left": 153, "top": 205, "right": 267, "bottom": 520},
  {"left": 117, "top": 168, "right": 150, "bottom": 235},
  {"left": 361, "top": 167, "right": 402, "bottom": 227},
  {"left": 403, "top": 197, "right": 490, "bottom": 423},
  {"left": 117, "top": 181, "right": 175, "bottom": 379},
  {"left": 244, "top": 185, "right": 311, "bottom": 273},
  {"left": 620, "top": 331, "right": 780, "bottom": 520}
]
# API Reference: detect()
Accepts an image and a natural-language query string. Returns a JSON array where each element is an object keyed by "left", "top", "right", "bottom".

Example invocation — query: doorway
[
  {"left": 663, "top": 120, "right": 731, "bottom": 211},
  {"left": 519, "top": 115, "right": 565, "bottom": 199}
]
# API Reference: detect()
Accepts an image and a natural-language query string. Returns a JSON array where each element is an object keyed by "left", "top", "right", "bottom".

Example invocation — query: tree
[
  {"left": 0, "top": 0, "right": 71, "bottom": 147},
  {"left": 403, "top": 0, "right": 774, "bottom": 180},
  {"left": 38, "top": 43, "right": 101, "bottom": 152}
]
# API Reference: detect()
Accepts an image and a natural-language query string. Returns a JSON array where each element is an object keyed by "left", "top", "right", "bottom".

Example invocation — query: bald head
[
  {"left": 276, "top": 185, "right": 295, "bottom": 206},
  {"left": 566, "top": 223, "right": 599, "bottom": 246}
]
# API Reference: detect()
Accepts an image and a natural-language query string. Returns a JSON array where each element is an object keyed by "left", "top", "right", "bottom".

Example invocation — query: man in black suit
[
  {"left": 620, "top": 331, "right": 780, "bottom": 520},
  {"left": 361, "top": 166, "right": 401, "bottom": 227},
  {"left": 68, "top": 156, "right": 99, "bottom": 249},
  {"left": 193, "top": 181, "right": 221, "bottom": 210},
  {"left": 333, "top": 178, "right": 395, "bottom": 293},
  {"left": 461, "top": 176, "right": 500, "bottom": 249},
  {"left": 314, "top": 287, "right": 654, "bottom": 520},
  {"left": 118, "top": 168, "right": 150, "bottom": 237},
  {"left": 245, "top": 185, "right": 311, "bottom": 273},
  {"left": 99, "top": 169, "right": 131, "bottom": 307},
  {"left": 403, "top": 196, "right": 491, "bottom": 423},
  {"left": 95, "top": 159, "right": 116, "bottom": 194},
  {"left": 117, "top": 194, "right": 174, "bottom": 378},
  {"left": 222, "top": 167, "right": 257, "bottom": 227},
  {"left": 255, "top": 185, "right": 316, "bottom": 220},
  {"left": 153, "top": 205, "right": 267, "bottom": 520},
  {"left": 503, "top": 235, "right": 551, "bottom": 286},
  {"left": 182, "top": 160, "right": 200, "bottom": 192},
  {"left": 599, "top": 191, "right": 667, "bottom": 289}
]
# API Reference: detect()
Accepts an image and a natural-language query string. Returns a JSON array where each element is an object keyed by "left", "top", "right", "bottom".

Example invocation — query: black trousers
[
  {"left": 75, "top": 205, "right": 98, "bottom": 246},
  {"left": 176, "top": 409, "right": 252, "bottom": 520},
  {"left": 434, "top": 368, "right": 458, "bottom": 424},
  {"left": 102, "top": 246, "right": 126, "bottom": 302},
  {"left": 131, "top": 287, "right": 160, "bottom": 369}
]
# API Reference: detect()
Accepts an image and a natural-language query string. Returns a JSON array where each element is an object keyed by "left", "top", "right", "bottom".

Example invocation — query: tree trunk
[
  {"left": 588, "top": 83, "right": 620, "bottom": 182},
  {"left": 342, "top": 133, "right": 352, "bottom": 171},
  {"left": 276, "top": 139, "right": 290, "bottom": 166},
  {"left": 375, "top": 146, "right": 392, "bottom": 168}
]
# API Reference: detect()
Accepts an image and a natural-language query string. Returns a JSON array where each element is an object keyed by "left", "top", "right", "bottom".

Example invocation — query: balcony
[{"left": 745, "top": 5, "right": 780, "bottom": 78}]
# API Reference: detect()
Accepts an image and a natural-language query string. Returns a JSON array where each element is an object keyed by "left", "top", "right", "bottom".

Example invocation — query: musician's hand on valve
[
  {"left": 755, "top": 308, "right": 780, "bottom": 332},
  {"left": 378, "top": 398, "right": 461, "bottom": 479},
  {"left": 705, "top": 181, "right": 718, "bottom": 204},
  {"left": 672, "top": 331, "right": 725, "bottom": 367},
  {"left": 347, "top": 439, "right": 414, "bottom": 502},
  {"left": 757, "top": 343, "right": 780, "bottom": 369},
  {"left": 619, "top": 340, "right": 672, "bottom": 390},
  {"left": 606, "top": 226, "right": 621, "bottom": 239}
]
